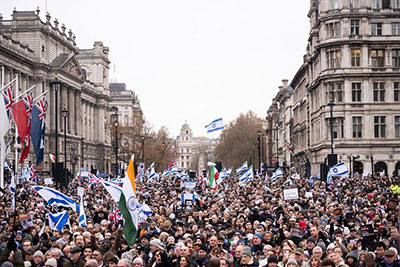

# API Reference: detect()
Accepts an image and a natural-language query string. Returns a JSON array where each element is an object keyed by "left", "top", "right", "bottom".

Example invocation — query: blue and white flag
[
  {"left": 181, "top": 192, "right": 195, "bottom": 205},
  {"left": 33, "top": 186, "right": 79, "bottom": 212},
  {"left": 236, "top": 161, "right": 248, "bottom": 174},
  {"left": 78, "top": 197, "right": 87, "bottom": 227},
  {"left": 220, "top": 168, "right": 233, "bottom": 179},
  {"left": 162, "top": 166, "right": 179, "bottom": 177},
  {"left": 146, "top": 162, "right": 154, "bottom": 176},
  {"left": 9, "top": 176, "right": 15, "bottom": 212},
  {"left": 205, "top": 118, "right": 224, "bottom": 133},
  {"left": 178, "top": 172, "right": 189, "bottom": 180},
  {"left": 48, "top": 210, "right": 69, "bottom": 231},
  {"left": 329, "top": 162, "right": 349, "bottom": 177},
  {"left": 238, "top": 165, "right": 253, "bottom": 184},
  {"left": 271, "top": 168, "right": 283, "bottom": 181},
  {"left": 100, "top": 180, "right": 122, "bottom": 204},
  {"left": 184, "top": 181, "right": 197, "bottom": 190}
]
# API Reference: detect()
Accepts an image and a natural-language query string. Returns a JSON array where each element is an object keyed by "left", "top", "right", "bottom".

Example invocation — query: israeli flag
[
  {"left": 205, "top": 118, "right": 224, "bottom": 133},
  {"left": 9, "top": 176, "right": 15, "bottom": 212},
  {"left": 33, "top": 186, "right": 79, "bottom": 212},
  {"left": 220, "top": 168, "right": 233, "bottom": 179},
  {"left": 181, "top": 192, "right": 195, "bottom": 205},
  {"left": 48, "top": 210, "right": 70, "bottom": 231},
  {"left": 329, "top": 162, "right": 349, "bottom": 177},
  {"left": 100, "top": 181, "right": 122, "bottom": 204},
  {"left": 271, "top": 168, "right": 283, "bottom": 180},
  {"left": 178, "top": 172, "right": 189, "bottom": 180},
  {"left": 162, "top": 166, "right": 179, "bottom": 177},
  {"left": 238, "top": 165, "right": 253, "bottom": 184},
  {"left": 78, "top": 197, "right": 87, "bottom": 227},
  {"left": 236, "top": 161, "right": 248, "bottom": 174},
  {"left": 184, "top": 181, "right": 197, "bottom": 190}
]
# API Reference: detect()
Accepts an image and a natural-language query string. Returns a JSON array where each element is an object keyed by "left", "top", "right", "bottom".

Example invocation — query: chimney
[{"left": 282, "top": 79, "right": 289, "bottom": 89}]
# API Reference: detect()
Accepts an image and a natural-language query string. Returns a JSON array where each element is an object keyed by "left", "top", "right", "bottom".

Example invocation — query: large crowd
[{"left": 0, "top": 169, "right": 399, "bottom": 267}]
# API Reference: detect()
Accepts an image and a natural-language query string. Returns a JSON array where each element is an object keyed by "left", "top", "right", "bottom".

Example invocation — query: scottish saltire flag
[
  {"left": 329, "top": 162, "right": 349, "bottom": 177},
  {"left": 33, "top": 186, "right": 79, "bottom": 211},
  {"left": 48, "top": 210, "right": 70, "bottom": 231},
  {"left": 271, "top": 168, "right": 283, "bottom": 180},
  {"left": 205, "top": 118, "right": 224, "bottom": 133},
  {"left": 236, "top": 161, "right": 248, "bottom": 174},
  {"left": 220, "top": 168, "right": 233, "bottom": 179},
  {"left": 238, "top": 165, "right": 253, "bottom": 184},
  {"left": 30, "top": 98, "right": 47, "bottom": 165},
  {"left": 78, "top": 197, "right": 87, "bottom": 227},
  {"left": 101, "top": 180, "right": 122, "bottom": 204}
]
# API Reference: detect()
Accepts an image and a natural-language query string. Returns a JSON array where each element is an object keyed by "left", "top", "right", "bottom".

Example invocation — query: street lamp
[
  {"left": 50, "top": 74, "right": 61, "bottom": 189},
  {"left": 111, "top": 108, "right": 119, "bottom": 176},
  {"left": 141, "top": 135, "right": 145, "bottom": 165},
  {"left": 61, "top": 107, "right": 69, "bottom": 188},
  {"left": 327, "top": 97, "right": 335, "bottom": 155},
  {"left": 257, "top": 130, "right": 261, "bottom": 172},
  {"left": 275, "top": 120, "right": 279, "bottom": 168}
]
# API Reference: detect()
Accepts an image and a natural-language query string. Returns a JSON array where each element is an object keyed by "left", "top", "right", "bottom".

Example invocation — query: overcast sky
[{"left": 2, "top": 0, "right": 309, "bottom": 138}]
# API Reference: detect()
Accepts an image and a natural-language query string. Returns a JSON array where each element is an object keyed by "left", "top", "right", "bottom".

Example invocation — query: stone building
[
  {"left": 0, "top": 9, "right": 114, "bottom": 175},
  {"left": 176, "top": 122, "right": 217, "bottom": 175},
  {"left": 267, "top": 0, "right": 400, "bottom": 177}
]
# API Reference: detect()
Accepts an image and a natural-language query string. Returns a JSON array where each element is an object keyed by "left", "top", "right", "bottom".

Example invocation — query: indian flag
[
  {"left": 210, "top": 164, "right": 219, "bottom": 190},
  {"left": 119, "top": 155, "right": 138, "bottom": 245}
]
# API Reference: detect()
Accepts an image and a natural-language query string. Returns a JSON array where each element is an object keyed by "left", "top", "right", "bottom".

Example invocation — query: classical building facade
[
  {"left": 0, "top": 9, "right": 115, "bottom": 175},
  {"left": 176, "top": 122, "right": 217, "bottom": 175},
  {"left": 267, "top": 0, "right": 400, "bottom": 177}
]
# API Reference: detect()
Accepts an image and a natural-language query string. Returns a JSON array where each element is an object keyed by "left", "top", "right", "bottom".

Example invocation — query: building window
[
  {"left": 394, "top": 0, "right": 400, "bottom": 8},
  {"left": 181, "top": 149, "right": 184, "bottom": 153},
  {"left": 181, "top": 155, "right": 184, "bottom": 160},
  {"left": 350, "top": 0, "right": 360, "bottom": 8},
  {"left": 352, "top": 83, "right": 362, "bottom": 102},
  {"left": 372, "top": 0, "right": 380, "bottom": 8},
  {"left": 181, "top": 162, "right": 184, "bottom": 168},
  {"left": 327, "top": 22, "right": 341, "bottom": 37},
  {"left": 185, "top": 136, "right": 188, "bottom": 141},
  {"left": 330, "top": 0, "right": 339, "bottom": 9},
  {"left": 187, "top": 148, "right": 190, "bottom": 153},
  {"left": 185, "top": 130, "right": 188, "bottom": 134},
  {"left": 395, "top": 116, "right": 400, "bottom": 138},
  {"left": 394, "top": 82, "right": 400, "bottom": 101},
  {"left": 374, "top": 116, "right": 386, "bottom": 138},
  {"left": 350, "top": 20, "right": 360, "bottom": 36},
  {"left": 392, "top": 49, "right": 400, "bottom": 67},
  {"left": 332, "top": 118, "right": 344, "bottom": 139},
  {"left": 328, "top": 82, "right": 343, "bottom": 102},
  {"left": 383, "top": 0, "right": 391, "bottom": 8},
  {"left": 352, "top": 116, "right": 362, "bottom": 138},
  {"left": 186, "top": 155, "right": 189, "bottom": 160},
  {"left": 370, "top": 49, "right": 385, "bottom": 67},
  {"left": 392, "top": 23, "right": 400, "bottom": 35},
  {"left": 373, "top": 82, "right": 385, "bottom": 101},
  {"left": 351, "top": 48, "right": 361, "bottom": 66},
  {"left": 371, "top": 23, "right": 383, "bottom": 36},
  {"left": 326, "top": 49, "right": 342, "bottom": 68}
]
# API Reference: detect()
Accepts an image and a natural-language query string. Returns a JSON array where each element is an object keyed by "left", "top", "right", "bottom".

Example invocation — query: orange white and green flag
[{"left": 119, "top": 154, "right": 138, "bottom": 245}]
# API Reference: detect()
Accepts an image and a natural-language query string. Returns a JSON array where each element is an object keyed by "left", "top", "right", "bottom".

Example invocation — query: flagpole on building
[
  {"left": 0, "top": 66, "right": 4, "bottom": 189},
  {"left": 14, "top": 74, "right": 18, "bottom": 183}
]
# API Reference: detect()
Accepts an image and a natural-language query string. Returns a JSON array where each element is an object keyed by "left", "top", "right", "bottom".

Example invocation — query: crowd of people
[{"left": 0, "top": 169, "right": 399, "bottom": 267}]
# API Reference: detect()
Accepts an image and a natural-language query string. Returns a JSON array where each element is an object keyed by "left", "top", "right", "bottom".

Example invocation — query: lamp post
[
  {"left": 327, "top": 98, "right": 335, "bottom": 155},
  {"left": 141, "top": 135, "right": 145, "bottom": 165},
  {"left": 50, "top": 74, "right": 61, "bottom": 189},
  {"left": 111, "top": 109, "right": 119, "bottom": 176},
  {"left": 257, "top": 130, "right": 261, "bottom": 172},
  {"left": 61, "top": 107, "right": 68, "bottom": 188},
  {"left": 275, "top": 120, "right": 279, "bottom": 168}
]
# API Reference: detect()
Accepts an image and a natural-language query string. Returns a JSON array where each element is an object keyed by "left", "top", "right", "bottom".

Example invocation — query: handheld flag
[
  {"left": 329, "top": 162, "right": 349, "bottom": 177},
  {"left": 33, "top": 186, "right": 79, "bottom": 211},
  {"left": 210, "top": 164, "right": 219, "bottom": 190},
  {"left": 119, "top": 155, "right": 138, "bottom": 245},
  {"left": 236, "top": 161, "right": 248, "bottom": 174},
  {"left": 205, "top": 118, "right": 224, "bottom": 133},
  {"left": 48, "top": 210, "right": 70, "bottom": 231},
  {"left": 238, "top": 165, "right": 253, "bottom": 184},
  {"left": 101, "top": 180, "right": 122, "bottom": 204},
  {"left": 78, "top": 198, "right": 87, "bottom": 227},
  {"left": 271, "top": 168, "right": 283, "bottom": 181},
  {"left": 49, "top": 153, "right": 56, "bottom": 163}
]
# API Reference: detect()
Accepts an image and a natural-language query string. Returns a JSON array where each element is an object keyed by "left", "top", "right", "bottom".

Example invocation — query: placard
[
  {"left": 305, "top": 192, "right": 313, "bottom": 198},
  {"left": 44, "top": 178, "right": 53, "bottom": 185},
  {"left": 77, "top": 187, "right": 84, "bottom": 197},
  {"left": 283, "top": 188, "right": 299, "bottom": 200}
]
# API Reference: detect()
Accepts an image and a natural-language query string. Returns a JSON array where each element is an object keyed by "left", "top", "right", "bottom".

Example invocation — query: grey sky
[{"left": 1, "top": 0, "right": 309, "bottom": 138}]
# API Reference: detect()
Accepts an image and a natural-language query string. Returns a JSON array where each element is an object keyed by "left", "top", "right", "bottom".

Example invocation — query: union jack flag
[
  {"left": 36, "top": 98, "right": 47, "bottom": 127},
  {"left": 89, "top": 173, "right": 102, "bottom": 186},
  {"left": 2, "top": 86, "right": 13, "bottom": 121},
  {"left": 113, "top": 209, "right": 122, "bottom": 224},
  {"left": 29, "top": 166, "right": 37, "bottom": 183},
  {"left": 167, "top": 159, "right": 177, "bottom": 170},
  {"left": 23, "top": 92, "right": 33, "bottom": 121}
]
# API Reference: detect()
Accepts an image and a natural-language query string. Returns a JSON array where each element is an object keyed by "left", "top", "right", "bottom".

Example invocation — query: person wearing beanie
[
  {"left": 195, "top": 244, "right": 209, "bottom": 267},
  {"left": 286, "top": 259, "right": 298, "bottom": 267},
  {"left": 44, "top": 258, "right": 57, "bottom": 267},
  {"left": 32, "top": 251, "right": 44, "bottom": 267},
  {"left": 240, "top": 247, "right": 259, "bottom": 267},
  {"left": 251, "top": 233, "right": 264, "bottom": 254},
  {"left": 263, "top": 254, "right": 279, "bottom": 267}
]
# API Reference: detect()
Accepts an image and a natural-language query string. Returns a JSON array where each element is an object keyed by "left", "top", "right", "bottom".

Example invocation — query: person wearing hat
[
  {"left": 31, "top": 251, "right": 44, "bottom": 267},
  {"left": 194, "top": 244, "right": 209, "bottom": 267},
  {"left": 286, "top": 259, "right": 299, "bottom": 267},
  {"left": 44, "top": 258, "right": 57, "bottom": 267},
  {"left": 378, "top": 249, "right": 399, "bottom": 267},
  {"left": 294, "top": 248, "right": 308, "bottom": 267},
  {"left": 305, "top": 237, "right": 316, "bottom": 258},
  {"left": 241, "top": 247, "right": 259, "bottom": 267},
  {"left": 251, "top": 233, "right": 263, "bottom": 254},
  {"left": 66, "top": 246, "right": 85, "bottom": 267},
  {"left": 148, "top": 239, "right": 171, "bottom": 267}
]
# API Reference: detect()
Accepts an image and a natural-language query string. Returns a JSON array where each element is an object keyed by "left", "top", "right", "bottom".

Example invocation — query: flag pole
[
  {"left": 0, "top": 66, "right": 4, "bottom": 189},
  {"left": 13, "top": 85, "right": 35, "bottom": 102},
  {"left": 0, "top": 77, "right": 17, "bottom": 92},
  {"left": 33, "top": 91, "right": 48, "bottom": 103},
  {"left": 14, "top": 74, "right": 18, "bottom": 183}
]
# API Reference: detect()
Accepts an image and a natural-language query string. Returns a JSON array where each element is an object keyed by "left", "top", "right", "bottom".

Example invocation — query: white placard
[
  {"left": 77, "top": 186, "right": 84, "bottom": 196},
  {"left": 44, "top": 178, "right": 53, "bottom": 185},
  {"left": 305, "top": 192, "right": 313, "bottom": 198},
  {"left": 284, "top": 188, "right": 299, "bottom": 200}
]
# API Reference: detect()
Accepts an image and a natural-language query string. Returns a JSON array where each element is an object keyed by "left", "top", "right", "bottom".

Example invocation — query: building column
[
  {"left": 68, "top": 88, "right": 74, "bottom": 134},
  {"left": 75, "top": 91, "right": 81, "bottom": 135}
]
